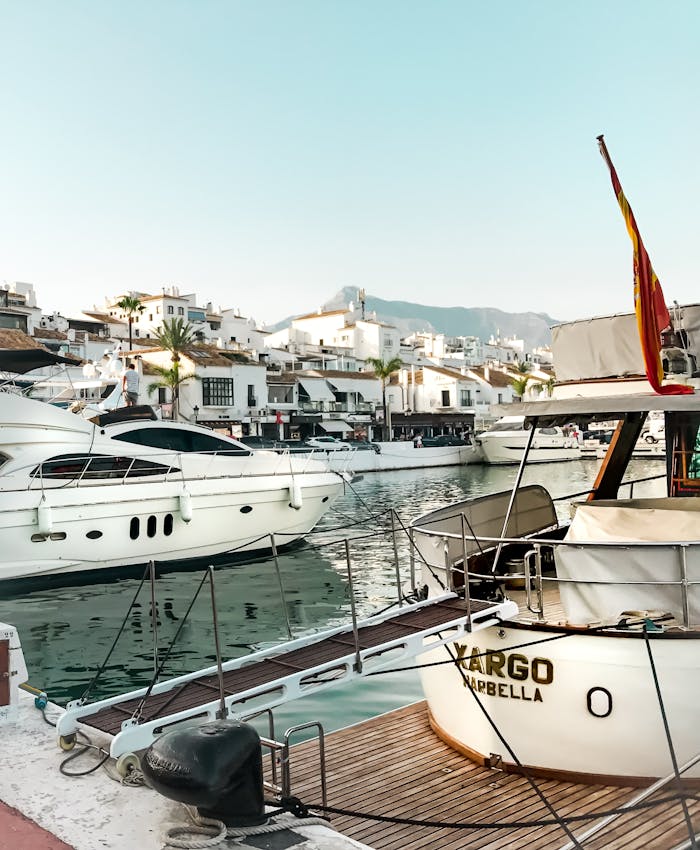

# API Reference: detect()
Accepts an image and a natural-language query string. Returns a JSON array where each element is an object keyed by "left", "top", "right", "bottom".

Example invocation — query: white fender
[
  {"left": 289, "top": 481, "right": 303, "bottom": 510},
  {"left": 37, "top": 500, "right": 53, "bottom": 535},
  {"left": 179, "top": 489, "right": 193, "bottom": 523}
]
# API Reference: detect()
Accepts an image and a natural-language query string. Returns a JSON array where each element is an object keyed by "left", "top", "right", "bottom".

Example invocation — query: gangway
[{"left": 57, "top": 591, "right": 517, "bottom": 758}]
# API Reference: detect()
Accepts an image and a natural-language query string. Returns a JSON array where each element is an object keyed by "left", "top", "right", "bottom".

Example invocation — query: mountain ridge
[{"left": 270, "top": 287, "right": 559, "bottom": 351}]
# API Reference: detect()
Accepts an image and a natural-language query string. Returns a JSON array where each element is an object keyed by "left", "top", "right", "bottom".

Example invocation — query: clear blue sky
[{"left": 2, "top": 1, "right": 699, "bottom": 326}]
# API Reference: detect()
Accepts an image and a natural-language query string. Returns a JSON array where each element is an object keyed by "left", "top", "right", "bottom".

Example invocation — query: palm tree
[
  {"left": 515, "top": 359, "right": 530, "bottom": 375},
  {"left": 510, "top": 375, "right": 530, "bottom": 400},
  {"left": 545, "top": 375, "right": 556, "bottom": 397},
  {"left": 116, "top": 295, "right": 145, "bottom": 351},
  {"left": 152, "top": 318, "right": 197, "bottom": 419},
  {"left": 147, "top": 366, "right": 199, "bottom": 420},
  {"left": 366, "top": 356, "right": 402, "bottom": 441}
]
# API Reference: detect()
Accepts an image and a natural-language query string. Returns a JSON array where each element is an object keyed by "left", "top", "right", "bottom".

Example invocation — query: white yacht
[
  {"left": 476, "top": 415, "right": 580, "bottom": 464},
  {"left": 0, "top": 394, "right": 344, "bottom": 582},
  {"left": 411, "top": 302, "right": 700, "bottom": 782}
]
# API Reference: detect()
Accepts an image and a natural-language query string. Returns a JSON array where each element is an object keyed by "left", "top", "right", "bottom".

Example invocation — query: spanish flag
[{"left": 597, "top": 135, "right": 692, "bottom": 395}]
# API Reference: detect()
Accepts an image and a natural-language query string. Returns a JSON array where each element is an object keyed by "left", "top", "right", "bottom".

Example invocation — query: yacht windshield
[{"left": 111, "top": 427, "right": 251, "bottom": 456}]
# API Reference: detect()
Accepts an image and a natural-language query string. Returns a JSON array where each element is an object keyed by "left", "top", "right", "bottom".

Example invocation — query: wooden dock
[{"left": 284, "top": 701, "right": 699, "bottom": 850}]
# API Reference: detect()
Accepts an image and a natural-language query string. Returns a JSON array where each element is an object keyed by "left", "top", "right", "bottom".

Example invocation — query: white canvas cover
[
  {"left": 556, "top": 498, "right": 700, "bottom": 625},
  {"left": 552, "top": 313, "right": 645, "bottom": 382},
  {"left": 412, "top": 485, "right": 558, "bottom": 569}
]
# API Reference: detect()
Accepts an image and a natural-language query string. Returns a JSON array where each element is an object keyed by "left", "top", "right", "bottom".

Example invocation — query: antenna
[{"left": 358, "top": 288, "right": 366, "bottom": 321}]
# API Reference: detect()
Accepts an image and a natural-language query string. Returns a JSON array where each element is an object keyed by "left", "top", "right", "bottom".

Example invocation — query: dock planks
[{"left": 283, "top": 701, "right": 699, "bottom": 850}]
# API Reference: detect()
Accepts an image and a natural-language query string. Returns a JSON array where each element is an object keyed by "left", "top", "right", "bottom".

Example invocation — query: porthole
[
  {"left": 587, "top": 687, "right": 613, "bottom": 718},
  {"left": 31, "top": 533, "right": 47, "bottom": 543},
  {"left": 130, "top": 517, "right": 140, "bottom": 540},
  {"left": 49, "top": 532, "right": 67, "bottom": 541},
  {"left": 240, "top": 505, "right": 253, "bottom": 514},
  {"left": 147, "top": 515, "right": 157, "bottom": 538},
  {"left": 86, "top": 530, "right": 103, "bottom": 540},
  {"left": 322, "top": 496, "right": 329, "bottom": 503},
  {"left": 164, "top": 514, "right": 173, "bottom": 536}
]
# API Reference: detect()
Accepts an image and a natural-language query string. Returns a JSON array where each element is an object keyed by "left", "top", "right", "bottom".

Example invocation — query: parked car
[
  {"left": 306, "top": 435, "right": 352, "bottom": 451},
  {"left": 344, "top": 438, "right": 381, "bottom": 453},
  {"left": 421, "top": 435, "right": 468, "bottom": 447}
]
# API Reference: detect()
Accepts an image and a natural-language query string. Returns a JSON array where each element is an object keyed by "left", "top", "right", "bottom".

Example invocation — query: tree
[
  {"left": 516, "top": 359, "right": 531, "bottom": 374},
  {"left": 116, "top": 295, "right": 145, "bottom": 352},
  {"left": 152, "top": 318, "right": 197, "bottom": 419},
  {"left": 510, "top": 375, "right": 530, "bottom": 399},
  {"left": 147, "top": 366, "right": 199, "bottom": 420},
  {"left": 366, "top": 356, "right": 402, "bottom": 441},
  {"left": 545, "top": 376, "right": 556, "bottom": 397}
]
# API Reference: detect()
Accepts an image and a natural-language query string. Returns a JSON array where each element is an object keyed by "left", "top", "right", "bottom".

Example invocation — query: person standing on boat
[{"left": 122, "top": 362, "right": 140, "bottom": 407}]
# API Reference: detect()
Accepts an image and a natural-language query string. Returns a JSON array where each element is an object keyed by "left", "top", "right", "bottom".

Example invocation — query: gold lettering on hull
[{"left": 453, "top": 643, "right": 552, "bottom": 703}]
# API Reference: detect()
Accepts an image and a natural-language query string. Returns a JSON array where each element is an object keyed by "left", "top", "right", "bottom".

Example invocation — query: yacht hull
[
  {"left": 0, "top": 474, "right": 342, "bottom": 580},
  {"left": 479, "top": 434, "right": 580, "bottom": 465},
  {"left": 420, "top": 620, "right": 700, "bottom": 782}
]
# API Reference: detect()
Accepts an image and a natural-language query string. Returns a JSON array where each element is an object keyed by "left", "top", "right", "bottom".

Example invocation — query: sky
[{"left": 2, "top": 1, "right": 699, "bottom": 326}]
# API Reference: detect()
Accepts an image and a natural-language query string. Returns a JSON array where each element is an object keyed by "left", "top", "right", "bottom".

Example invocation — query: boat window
[
  {"left": 669, "top": 412, "right": 700, "bottom": 496},
  {"left": 0, "top": 452, "right": 9, "bottom": 470},
  {"left": 112, "top": 427, "right": 251, "bottom": 456},
  {"left": 32, "top": 454, "right": 178, "bottom": 480},
  {"left": 537, "top": 427, "right": 559, "bottom": 435}
]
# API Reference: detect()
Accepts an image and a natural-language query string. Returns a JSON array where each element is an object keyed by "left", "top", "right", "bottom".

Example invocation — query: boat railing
[
  {"left": 411, "top": 525, "right": 700, "bottom": 628},
  {"left": 18, "top": 446, "right": 339, "bottom": 491}
]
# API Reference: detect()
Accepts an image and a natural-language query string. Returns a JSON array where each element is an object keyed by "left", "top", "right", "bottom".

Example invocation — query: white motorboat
[
  {"left": 0, "top": 394, "right": 344, "bottom": 582},
  {"left": 476, "top": 415, "right": 580, "bottom": 464},
  {"left": 411, "top": 303, "right": 700, "bottom": 783}
]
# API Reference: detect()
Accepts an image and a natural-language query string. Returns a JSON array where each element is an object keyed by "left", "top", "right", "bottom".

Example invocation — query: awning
[
  {"left": 297, "top": 378, "right": 336, "bottom": 402},
  {"left": 0, "top": 348, "right": 81, "bottom": 374},
  {"left": 320, "top": 420, "right": 352, "bottom": 433},
  {"left": 328, "top": 377, "right": 382, "bottom": 401}
]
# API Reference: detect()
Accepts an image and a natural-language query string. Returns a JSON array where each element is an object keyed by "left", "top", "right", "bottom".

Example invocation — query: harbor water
[{"left": 0, "top": 458, "right": 665, "bottom": 736}]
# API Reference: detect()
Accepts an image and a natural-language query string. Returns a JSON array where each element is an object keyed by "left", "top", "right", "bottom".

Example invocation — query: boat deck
[{"left": 285, "top": 701, "right": 699, "bottom": 850}]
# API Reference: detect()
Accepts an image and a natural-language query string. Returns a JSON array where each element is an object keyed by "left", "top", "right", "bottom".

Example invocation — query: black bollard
[{"left": 142, "top": 719, "right": 266, "bottom": 826}]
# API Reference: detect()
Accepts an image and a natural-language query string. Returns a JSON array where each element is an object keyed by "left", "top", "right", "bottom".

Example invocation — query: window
[
  {"left": 158, "top": 387, "right": 168, "bottom": 404},
  {"left": 112, "top": 426, "right": 250, "bottom": 455},
  {"left": 247, "top": 384, "right": 256, "bottom": 406},
  {"left": 441, "top": 390, "right": 450, "bottom": 407},
  {"left": 383, "top": 334, "right": 393, "bottom": 349},
  {"left": 134, "top": 328, "right": 140, "bottom": 337},
  {"left": 167, "top": 305, "right": 174, "bottom": 315},
  {"left": 498, "top": 393, "right": 503, "bottom": 404},
  {"left": 149, "top": 314, "right": 153, "bottom": 321},
  {"left": 33, "top": 453, "right": 178, "bottom": 480},
  {"left": 202, "top": 377, "right": 234, "bottom": 406},
  {"left": 268, "top": 385, "right": 293, "bottom": 404},
  {"left": 460, "top": 389, "right": 472, "bottom": 407},
  {"left": 178, "top": 306, "right": 184, "bottom": 315}
]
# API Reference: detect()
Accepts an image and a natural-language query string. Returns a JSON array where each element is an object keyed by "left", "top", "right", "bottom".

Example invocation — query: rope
[
  {"left": 643, "top": 625, "right": 699, "bottom": 849},
  {"left": 81, "top": 565, "right": 150, "bottom": 701},
  {"left": 294, "top": 792, "right": 699, "bottom": 831},
  {"left": 162, "top": 807, "right": 329, "bottom": 849}
]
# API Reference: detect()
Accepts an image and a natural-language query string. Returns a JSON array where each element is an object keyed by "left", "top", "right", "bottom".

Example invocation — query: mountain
[{"left": 270, "top": 288, "right": 560, "bottom": 351}]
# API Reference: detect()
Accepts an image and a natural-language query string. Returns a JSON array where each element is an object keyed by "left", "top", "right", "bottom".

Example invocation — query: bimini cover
[
  {"left": 552, "top": 313, "right": 645, "bottom": 382},
  {"left": 556, "top": 498, "right": 700, "bottom": 625}
]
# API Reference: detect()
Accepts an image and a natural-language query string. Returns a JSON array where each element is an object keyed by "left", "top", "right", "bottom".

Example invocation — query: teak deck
[{"left": 284, "top": 702, "right": 699, "bottom": 850}]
